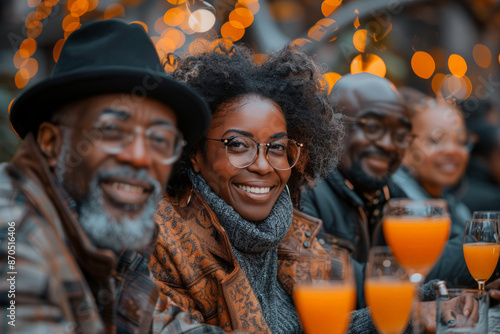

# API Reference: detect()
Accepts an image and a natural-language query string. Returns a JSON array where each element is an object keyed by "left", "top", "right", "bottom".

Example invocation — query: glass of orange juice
[
  {"left": 365, "top": 246, "right": 416, "bottom": 334},
  {"left": 463, "top": 219, "right": 500, "bottom": 295},
  {"left": 382, "top": 199, "right": 451, "bottom": 283},
  {"left": 293, "top": 247, "right": 357, "bottom": 334}
]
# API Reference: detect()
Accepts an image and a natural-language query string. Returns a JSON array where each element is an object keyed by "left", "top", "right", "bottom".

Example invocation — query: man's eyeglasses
[
  {"left": 343, "top": 115, "right": 415, "bottom": 149},
  {"left": 59, "top": 118, "right": 186, "bottom": 165},
  {"left": 205, "top": 135, "right": 304, "bottom": 171}
]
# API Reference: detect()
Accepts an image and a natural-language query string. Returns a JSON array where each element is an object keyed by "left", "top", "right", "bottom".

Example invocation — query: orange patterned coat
[{"left": 149, "top": 187, "right": 334, "bottom": 334}]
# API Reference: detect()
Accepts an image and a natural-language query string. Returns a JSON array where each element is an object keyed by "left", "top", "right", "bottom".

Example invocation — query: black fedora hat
[{"left": 10, "top": 19, "right": 210, "bottom": 144}]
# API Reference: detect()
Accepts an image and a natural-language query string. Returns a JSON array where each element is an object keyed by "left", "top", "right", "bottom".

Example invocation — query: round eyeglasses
[
  {"left": 205, "top": 135, "right": 303, "bottom": 171},
  {"left": 86, "top": 119, "right": 185, "bottom": 165},
  {"left": 344, "top": 115, "right": 416, "bottom": 149}
]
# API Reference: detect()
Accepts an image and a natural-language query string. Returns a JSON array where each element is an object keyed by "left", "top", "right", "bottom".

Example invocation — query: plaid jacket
[{"left": 0, "top": 135, "right": 226, "bottom": 334}]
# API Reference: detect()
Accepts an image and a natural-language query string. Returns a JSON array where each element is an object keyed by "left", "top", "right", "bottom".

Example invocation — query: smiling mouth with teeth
[
  {"left": 111, "top": 182, "right": 148, "bottom": 194},
  {"left": 237, "top": 185, "right": 271, "bottom": 194}
]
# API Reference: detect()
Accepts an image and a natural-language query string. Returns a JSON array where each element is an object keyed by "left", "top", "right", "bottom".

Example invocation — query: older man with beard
[
  {"left": 300, "top": 73, "right": 413, "bottom": 308},
  {"left": 0, "top": 20, "right": 222, "bottom": 333}
]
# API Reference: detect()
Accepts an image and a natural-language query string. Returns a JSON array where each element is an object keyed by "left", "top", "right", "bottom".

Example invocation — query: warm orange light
[
  {"left": 36, "top": 2, "right": 52, "bottom": 20},
  {"left": 45, "top": 0, "right": 60, "bottom": 7},
  {"left": 53, "top": 38, "right": 66, "bottom": 62},
  {"left": 120, "top": 0, "right": 147, "bottom": 6},
  {"left": 8, "top": 99, "right": 15, "bottom": 115},
  {"left": 354, "top": 9, "right": 360, "bottom": 29},
  {"left": 13, "top": 51, "right": 29, "bottom": 69},
  {"left": 25, "top": 12, "right": 39, "bottom": 29},
  {"left": 69, "top": 0, "right": 89, "bottom": 17},
  {"left": 24, "top": 58, "right": 39, "bottom": 79},
  {"left": 62, "top": 15, "right": 80, "bottom": 32},
  {"left": 164, "top": 7, "right": 185, "bottom": 26},
  {"left": 254, "top": 53, "right": 268, "bottom": 65},
  {"left": 27, "top": 0, "right": 42, "bottom": 7},
  {"left": 155, "top": 37, "right": 176, "bottom": 59},
  {"left": 189, "top": 38, "right": 211, "bottom": 55},
  {"left": 104, "top": 4, "right": 125, "bottom": 19},
  {"left": 155, "top": 15, "right": 169, "bottom": 34},
  {"left": 15, "top": 69, "right": 30, "bottom": 89},
  {"left": 431, "top": 73, "right": 446, "bottom": 95},
  {"left": 229, "top": 8, "right": 254, "bottom": 28},
  {"left": 448, "top": 54, "right": 467, "bottom": 78},
  {"left": 19, "top": 38, "right": 37, "bottom": 58},
  {"left": 321, "top": 0, "right": 341, "bottom": 17},
  {"left": 130, "top": 21, "right": 148, "bottom": 33},
  {"left": 27, "top": 21, "right": 43, "bottom": 38},
  {"left": 221, "top": 21, "right": 245, "bottom": 42},
  {"left": 473, "top": 44, "right": 492, "bottom": 69},
  {"left": 162, "top": 28, "right": 186, "bottom": 49},
  {"left": 324, "top": 72, "right": 342, "bottom": 94},
  {"left": 411, "top": 51, "right": 435, "bottom": 79},
  {"left": 167, "top": 0, "right": 186, "bottom": 5},
  {"left": 87, "top": 0, "right": 98, "bottom": 11},
  {"left": 210, "top": 38, "right": 234, "bottom": 53},
  {"left": 353, "top": 29, "right": 367, "bottom": 53},
  {"left": 237, "top": 0, "right": 260, "bottom": 15},
  {"left": 291, "top": 38, "right": 312, "bottom": 48},
  {"left": 444, "top": 75, "right": 472, "bottom": 99},
  {"left": 350, "top": 54, "right": 386, "bottom": 77}
]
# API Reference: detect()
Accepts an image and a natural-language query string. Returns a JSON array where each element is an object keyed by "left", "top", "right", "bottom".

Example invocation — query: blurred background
[{"left": 1, "top": 0, "right": 500, "bottom": 162}]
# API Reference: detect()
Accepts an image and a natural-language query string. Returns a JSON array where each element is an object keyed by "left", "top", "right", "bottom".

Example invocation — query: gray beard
[
  {"left": 78, "top": 173, "right": 159, "bottom": 252},
  {"left": 56, "top": 138, "right": 160, "bottom": 252}
]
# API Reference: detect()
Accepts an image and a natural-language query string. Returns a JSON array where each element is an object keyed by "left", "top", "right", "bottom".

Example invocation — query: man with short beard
[
  {"left": 300, "top": 73, "right": 412, "bottom": 308},
  {"left": 0, "top": 20, "right": 221, "bottom": 333}
]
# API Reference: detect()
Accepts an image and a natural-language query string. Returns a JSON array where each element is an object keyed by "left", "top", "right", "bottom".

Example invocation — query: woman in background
[{"left": 393, "top": 87, "right": 476, "bottom": 288}]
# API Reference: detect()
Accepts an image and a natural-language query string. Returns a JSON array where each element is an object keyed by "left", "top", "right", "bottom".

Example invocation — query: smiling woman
[{"left": 148, "top": 42, "right": 344, "bottom": 333}]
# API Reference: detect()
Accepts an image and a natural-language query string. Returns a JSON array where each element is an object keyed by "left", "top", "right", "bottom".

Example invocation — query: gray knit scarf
[{"left": 189, "top": 170, "right": 302, "bottom": 334}]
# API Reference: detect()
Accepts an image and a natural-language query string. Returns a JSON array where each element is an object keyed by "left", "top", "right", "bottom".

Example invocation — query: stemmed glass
[
  {"left": 365, "top": 246, "right": 416, "bottom": 334},
  {"left": 463, "top": 219, "right": 500, "bottom": 295},
  {"left": 293, "top": 247, "right": 357, "bottom": 334},
  {"left": 383, "top": 198, "right": 451, "bottom": 333}
]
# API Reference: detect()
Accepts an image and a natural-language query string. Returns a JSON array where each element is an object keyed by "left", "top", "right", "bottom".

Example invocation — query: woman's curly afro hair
[{"left": 165, "top": 41, "right": 344, "bottom": 206}]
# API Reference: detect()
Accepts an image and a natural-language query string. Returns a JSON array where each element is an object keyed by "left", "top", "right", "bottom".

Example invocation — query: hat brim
[{"left": 10, "top": 66, "right": 211, "bottom": 144}]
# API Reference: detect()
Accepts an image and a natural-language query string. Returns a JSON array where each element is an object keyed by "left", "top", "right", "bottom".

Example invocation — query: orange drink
[
  {"left": 383, "top": 216, "right": 451, "bottom": 274},
  {"left": 294, "top": 283, "right": 356, "bottom": 334},
  {"left": 463, "top": 243, "right": 500, "bottom": 281},
  {"left": 365, "top": 277, "right": 415, "bottom": 334}
]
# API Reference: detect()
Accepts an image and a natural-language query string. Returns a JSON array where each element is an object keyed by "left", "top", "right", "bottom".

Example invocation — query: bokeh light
[
  {"left": 431, "top": 73, "right": 446, "bottom": 95},
  {"left": 350, "top": 54, "right": 386, "bottom": 77},
  {"left": 411, "top": 51, "right": 435, "bottom": 79},
  {"left": 167, "top": 0, "right": 186, "bottom": 5},
  {"left": 221, "top": 21, "right": 245, "bottom": 41},
  {"left": 473, "top": 44, "right": 492, "bottom": 68},
  {"left": 104, "top": 4, "right": 125, "bottom": 19},
  {"left": 19, "top": 38, "right": 37, "bottom": 58},
  {"left": 24, "top": 58, "right": 39, "bottom": 79},
  {"left": 13, "top": 51, "right": 29, "bottom": 69},
  {"left": 36, "top": 2, "right": 52, "bottom": 20},
  {"left": 229, "top": 8, "right": 254, "bottom": 28},
  {"left": 27, "top": 0, "right": 42, "bottom": 8},
  {"left": 53, "top": 38, "right": 66, "bottom": 62},
  {"left": 324, "top": 72, "right": 342, "bottom": 94},
  {"left": 69, "top": 0, "right": 89, "bottom": 17},
  {"left": 189, "top": 9, "right": 216, "bottom": 33},
  {"left": 164, "top": 7, "right": 185, "bottom": 26},
  {"left": 321, "top": 0, "right": 341, "bottom": 17},
  {"left": 45, "top": 0, "right": 60, "bottom": 6},
  {"left": 189, "top": 38, "right": 211, "bottom": 54},
  {"left": 443, "top": 74, "right": 472, "bottom": 99},
  {"left": 353, "top": 29, "right": 367, "bottom": 53},
  {"left": 237, "top": 0, "right": 260, "bottom": 15},
  {"left": 15, "top": 69, "right": 30, "bottom": 89},
  {"left": 448, "top": 54, "right": 467, "bottom": 78}
]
